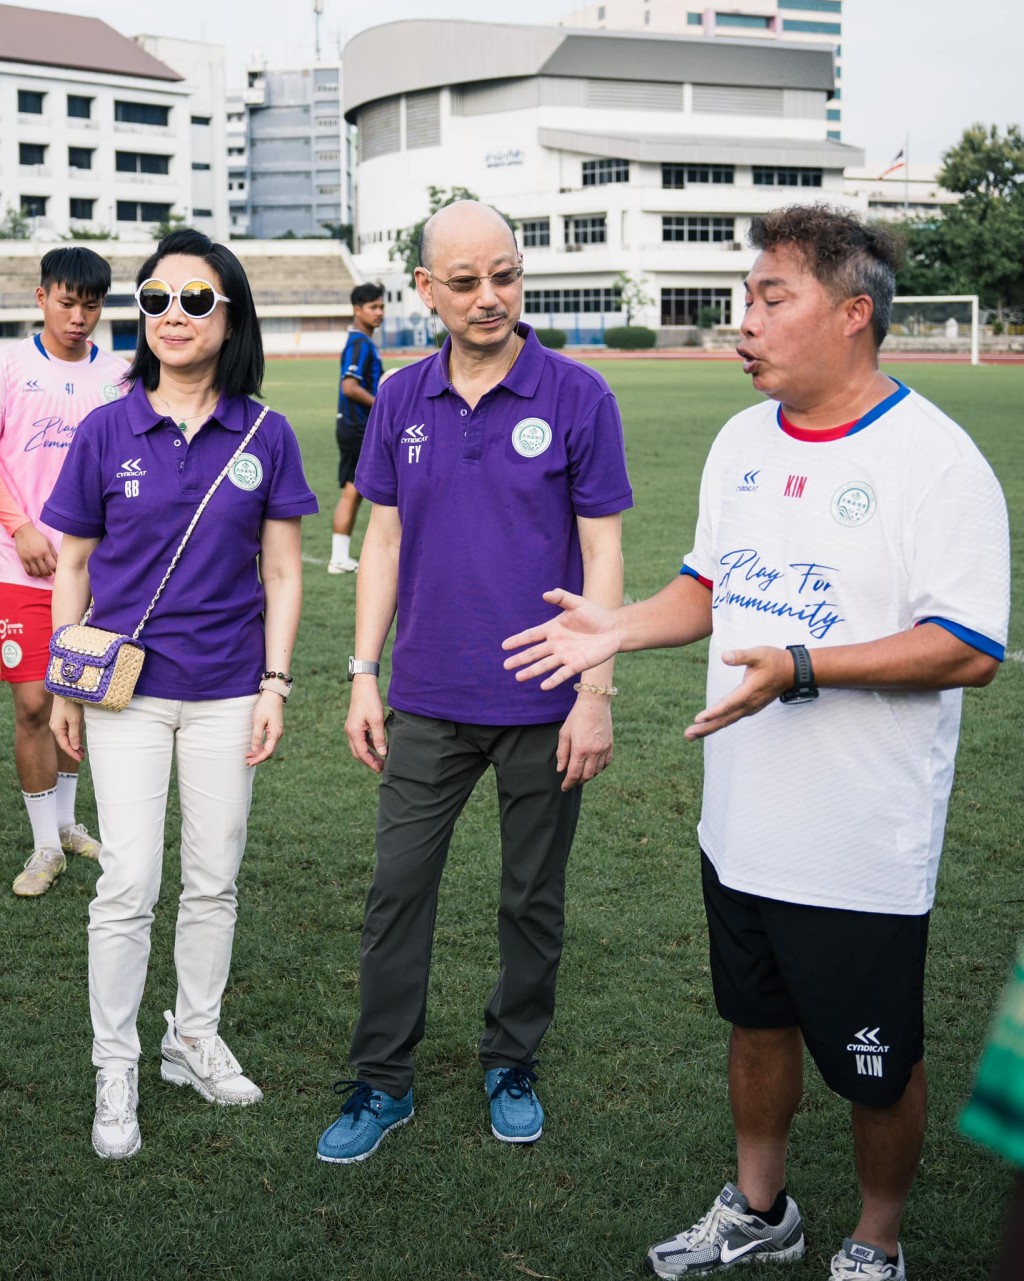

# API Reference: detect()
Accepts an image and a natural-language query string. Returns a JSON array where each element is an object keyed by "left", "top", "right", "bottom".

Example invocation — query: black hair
[
  {"left": 749, "top": 204, "right": 903, "bottom": 346},
  {"left": 351, "top": 282, "right": 384, "bottom": 306},
  {"left": 39, "top": 246, "right": 111, "bottom": 299},
  {"left": 125, "top": 228, "right": 264, "bottom": 397}
]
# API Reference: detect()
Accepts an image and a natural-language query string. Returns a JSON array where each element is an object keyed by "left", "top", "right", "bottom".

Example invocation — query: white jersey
[{"left": 684, "top": 381, "right": 1010, "bottom": 915}]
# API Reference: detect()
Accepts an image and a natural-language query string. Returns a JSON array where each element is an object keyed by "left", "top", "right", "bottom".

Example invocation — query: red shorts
[{"left": 0, "top": 582, "right": 53, "bottom": 683}]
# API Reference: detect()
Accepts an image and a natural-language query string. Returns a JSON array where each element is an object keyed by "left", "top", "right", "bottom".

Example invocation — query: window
[
  {"left": 193, "top": 208, "right": 213, "bottom": 217},
  {"left": 715, "top": 13, "right": 771, "bottom": 27},
  {"left": 565, "top": 215, "right": 607, "bottom": 246},
  {"left": 752, "top": 166, "right": 822, "bottom": 187},
  {"left": 69, "top": 147, "right": 94, "bottom": 169},
  {"left": 228, "top": 147, "right": 245, "bottom": 156},
  {"left": 582, "top": 158, "right": 629, "bottom": 186},
  {"left": 21, "top": 195, "right": 48, "bottom": 217},
  {"left": 661, "top": 288, "right": 733, "bottom": 326},
  {"left": 597, "top": 4, "right": 605, "bottom": 16},
  {"left": 192, "top": 162, "right": 212, "bottom": 170},
  {"left": 662, "top": 215, "right": 735, "bottom": 243},
  {"left": 191, "top": 115, "right": 212, "bottom": 125},
  {"left": 18, "top": 89, "right": 45, "bottom": 114},
  {"left": 19, "top": 143, "right": 46, "bottom": 165},
  {"left": 782, "top": 18, "right": 841, "bottom": 33},
  {"left": 116, "top": 151, "right": 171, "bottom": 175},
  {"left": 70, "top": 197, "right": 95, "bottom": 220},
  {"left": 117, "top": 201, "right": 172, "bottom": 222},
  {"left": 524, "top": 288, "right": 622, "bottom": 315},
  {"left": 662, "top": 163, "right": 735, "bottom": 187},
  {"left": 67, "top": 94, "right": 92, "bottom": 119},
  {"left": 779, "top": 0, "right": 842, "bottom": 9},
  {"left": 115, "top": 100, "right": 170, "bottom": 127},
  {"left": 688, "top": 12, "right": 702, "bottom": 22},
  {"left": 521, "top": 219, "right": 550, "bottom": 248},
  {"left": 827, "top": 108, "right": 841, "bottom": 121}
]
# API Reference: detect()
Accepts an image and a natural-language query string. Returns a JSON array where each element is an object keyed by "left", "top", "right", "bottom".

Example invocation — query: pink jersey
[{"left": 0, "top": 334, "right": 128, "bottom": 589}]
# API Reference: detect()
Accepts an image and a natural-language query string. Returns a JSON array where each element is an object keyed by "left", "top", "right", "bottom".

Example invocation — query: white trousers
[{"left": 84, "top": 695, "right": 257, "bottom": 1070}]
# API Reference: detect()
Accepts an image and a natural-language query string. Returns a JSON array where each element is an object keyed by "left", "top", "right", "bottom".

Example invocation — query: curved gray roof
[
  {"left": 540, "top": 128, "right": 864, "bottom": 169},
  {"left": 343, "top": 19, "right": 834, "bottom": 121}
]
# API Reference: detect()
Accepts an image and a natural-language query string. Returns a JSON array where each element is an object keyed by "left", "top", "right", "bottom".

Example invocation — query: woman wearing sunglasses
[{"left": 43, "top": 229, "right": 318, "bottom": 1159}]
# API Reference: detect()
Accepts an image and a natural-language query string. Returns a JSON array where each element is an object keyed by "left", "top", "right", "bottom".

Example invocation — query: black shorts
[
  {"left": 701, "top": 852, "right": 928, "bottom": 1106},
  {"left": 336, "top": 417, "right": 365, "bottom": 488}
]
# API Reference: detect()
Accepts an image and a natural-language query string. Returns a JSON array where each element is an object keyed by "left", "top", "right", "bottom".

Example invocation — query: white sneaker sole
[
  {"left": 93, "top": 1129, "right": 142, "bottom": 1160},
  {"left": 160, "top": 1057, "right": 263, "bottom": 1106},
  {"left": 326, "top": 562, "right": 358, "bottom": 574}
]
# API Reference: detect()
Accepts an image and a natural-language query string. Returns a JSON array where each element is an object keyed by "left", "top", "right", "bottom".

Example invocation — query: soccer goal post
[{"left": 891, "top": 296, "right": 980, "bottom": 366}]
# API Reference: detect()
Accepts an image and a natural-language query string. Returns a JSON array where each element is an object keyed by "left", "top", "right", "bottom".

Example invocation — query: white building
[
  {"left": 559, "top": 1, "right": 843, "bottom": 138},
  {"left": 844, "top": 162, "right": 959, "bottom": 222},
  {"left": 0, "top": 4, "right": 194, "bottom": 240},
  {"left": 133, "top": 35, "right": 231, "bottom": 241},
  {"left": 344, "top": 19, "right": 862, "bottom": 343}
]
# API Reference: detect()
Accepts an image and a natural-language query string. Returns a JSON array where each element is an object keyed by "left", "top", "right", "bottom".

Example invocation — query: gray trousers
[{"left": 350, "top": 710, "right": 583, "bottom": 1097}]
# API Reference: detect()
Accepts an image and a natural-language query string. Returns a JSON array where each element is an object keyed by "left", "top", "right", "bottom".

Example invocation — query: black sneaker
[{"left": 646, "top": 1183, "right": 805, "bottom": 1276}]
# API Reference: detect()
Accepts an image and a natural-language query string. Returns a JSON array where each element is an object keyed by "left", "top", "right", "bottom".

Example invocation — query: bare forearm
[
  {"left": 353, "top": 508, "right": 399, "bottom": 660},
  {"left": 617, "top": 574, "right": 713, "bottom": 654},
  {"left": 808, "top": 623, "right": 1000, "bottom": 692},
  {"left": 51, "top": 536, "right": 98, "bottom": 627}
]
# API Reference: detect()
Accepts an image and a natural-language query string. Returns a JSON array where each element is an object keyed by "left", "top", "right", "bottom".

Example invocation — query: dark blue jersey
[{"left": 337, "top": 329, "right": 382, "bottom": 433}]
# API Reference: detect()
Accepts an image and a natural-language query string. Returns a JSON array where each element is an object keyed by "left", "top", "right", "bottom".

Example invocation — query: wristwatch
[
  {"left": 779, "top": 644, "right": 819, "bottom": 704},
  {"left": 347, "top": 656, "right": 380, "bottom": 681}
]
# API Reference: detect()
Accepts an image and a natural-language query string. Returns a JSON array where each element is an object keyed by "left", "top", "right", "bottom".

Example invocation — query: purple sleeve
[
  {"left": 567, "top": 391, "right": 633, "bottom": 518},
  {"left": 354, "top": 386, "right": 397, "bottom": 506},
  {"left": 263, "top": 414, "right": 319, "bottom": 519}
]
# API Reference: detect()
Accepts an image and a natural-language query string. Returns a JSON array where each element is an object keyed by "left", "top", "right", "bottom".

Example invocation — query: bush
[
  {"left": 603, "top": 326, "right": 657, "bottom": 350},
  {"left": 533, "top": 327, "right": 567, "bottom": 349}
]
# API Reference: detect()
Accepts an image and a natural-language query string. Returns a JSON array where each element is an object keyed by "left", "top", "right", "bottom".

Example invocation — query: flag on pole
[{"left": 878, "top": 149, "right": 905, "bottom": 179}]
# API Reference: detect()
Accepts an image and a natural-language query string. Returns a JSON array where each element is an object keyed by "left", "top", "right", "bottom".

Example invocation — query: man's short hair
[
  {"left": 748, "top": 205, "right": 903, "bottom": 346},
  {"left": 351, "top": 282, "right": 384, "bottom": 307},
  {"left": 39, "top": 246, "right": 112, "bottom": 300}
]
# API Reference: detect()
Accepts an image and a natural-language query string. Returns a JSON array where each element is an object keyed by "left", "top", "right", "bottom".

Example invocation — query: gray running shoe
[
  {"left": 830, "top": 1239, "right": 906, "bottom": 1279},
  {"left": 646, "top": 1183, "right": 805, "bottom": 1276}
]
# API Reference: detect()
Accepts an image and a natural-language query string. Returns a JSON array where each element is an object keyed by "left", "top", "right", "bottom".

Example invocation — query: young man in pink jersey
[{"left": 1, "top": 247, "right": 128, "bottom": 896}]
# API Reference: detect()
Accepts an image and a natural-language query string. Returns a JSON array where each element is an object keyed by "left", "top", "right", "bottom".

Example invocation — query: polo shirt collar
[
  {"left": 124, "top": 378, "right": 252, "bottom": 436},
  {"left": 423, "top": 322, "right": 544, "bottom": 401}
]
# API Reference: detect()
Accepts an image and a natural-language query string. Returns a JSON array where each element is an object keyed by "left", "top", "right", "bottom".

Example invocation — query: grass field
[{"left": 1, "top": 356, "right": 1021, "bottom": 1281}]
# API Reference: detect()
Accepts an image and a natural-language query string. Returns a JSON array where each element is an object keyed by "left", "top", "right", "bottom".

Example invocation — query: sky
[{"left": 13, "top": 0, "right": 1023, "bottom": 165}]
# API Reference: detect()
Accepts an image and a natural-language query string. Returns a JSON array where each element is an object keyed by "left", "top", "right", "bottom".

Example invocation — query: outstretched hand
[
  {"left": 502, "top": 588, "right": 622, "bottom": 690},
  {"left": 684, "top": 646, "right": 793, "bottom": 740}
]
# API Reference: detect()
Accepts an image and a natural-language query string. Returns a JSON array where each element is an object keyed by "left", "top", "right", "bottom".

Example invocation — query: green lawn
[{"left": 1, "top": 356, "right": 1021, "bottom": 1280}]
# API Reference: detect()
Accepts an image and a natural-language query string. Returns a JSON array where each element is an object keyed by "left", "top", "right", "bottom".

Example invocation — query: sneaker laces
[
  {"left": 676, "top": 1199, "right": 752, "bottom": 1249},
  {"left": 190, "top": 1034, "right": 243, "bottom": 1083},
  {"left": 488, "top": 1066, "right": 538, "bottom": 1102},
  {"left": 96, "top": 1073, "right": 135, "bottom": 1128},
  {"left": 332, "top": 1079, "right": 379, "bottom": 1120},
  {"left": 22, "top": 848, "right": 63, "bottom": 873}
]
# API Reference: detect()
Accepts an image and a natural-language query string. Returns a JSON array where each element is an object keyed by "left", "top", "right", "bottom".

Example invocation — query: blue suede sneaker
[
  {"left": 316, "top": 1079, "right": 414, "bottom": 1164},
  {"left": 485, "top": 1066, "right": 544, "bottom": 1143}
]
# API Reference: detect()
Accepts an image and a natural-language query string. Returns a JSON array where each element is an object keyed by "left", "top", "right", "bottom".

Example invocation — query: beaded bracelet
[
  {"left": 573, "top": 681, "right": 619, "bottom": 697},
  {"left": 262, "top": 670, "right": 294, "bottom": 685}
]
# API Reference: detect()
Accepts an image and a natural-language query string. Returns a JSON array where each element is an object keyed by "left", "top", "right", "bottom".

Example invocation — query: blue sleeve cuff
[{"left": 919, "top": 617, "right": 1005, "bottom": 661}]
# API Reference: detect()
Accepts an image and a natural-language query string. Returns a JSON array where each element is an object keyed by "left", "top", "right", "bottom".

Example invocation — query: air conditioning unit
[
  {"left": 730, "top": 241, "right": 743, "bottom": 250},
  {"left": 564, "top": 242, "right": 583, "bottom": 252}
]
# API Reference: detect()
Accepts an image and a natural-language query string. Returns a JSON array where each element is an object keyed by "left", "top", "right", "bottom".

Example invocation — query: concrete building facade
[{"left": 343, "top": 19, "right": 861, "bottom": 343}]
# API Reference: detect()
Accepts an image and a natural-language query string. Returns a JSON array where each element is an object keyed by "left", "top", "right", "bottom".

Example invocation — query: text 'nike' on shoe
[
  {"left": 830, "top": 1239, "right": 906, "bottom": 1280},
  {"left": 316, "top": 1079, "right": 414, "bottom": 1163},
  {"left": 646, "top": 1182, "right": 805, "bottom": 1276}
]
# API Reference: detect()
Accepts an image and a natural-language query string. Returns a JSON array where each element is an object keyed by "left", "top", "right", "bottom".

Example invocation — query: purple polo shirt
[
  {"left": 42, "top": 380, "right": 318, "bottom": 700},
  {"left": 356, "top": 323, "right": 632, "bottom": 724}
]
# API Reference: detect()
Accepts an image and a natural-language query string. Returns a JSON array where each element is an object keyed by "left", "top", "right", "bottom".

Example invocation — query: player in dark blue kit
[{"left": 328, "top": 282, "right": 384, "bottom": 574}]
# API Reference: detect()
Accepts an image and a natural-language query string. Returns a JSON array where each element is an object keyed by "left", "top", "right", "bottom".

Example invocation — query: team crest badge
[
  {"left": 2, "top": 640, "right": 23, "bottom": 669},
  {"left": 831, "top": 481, "right": 876, "bottom": 527},
  {"left": 229, "top": 453, "right": 263, "bottom": 491},
  {"left": 102, "top": 383, "right": 122, "bottom": 402},
  {"left": 511, "top": 417, "right": 552, "bottom": 458}
]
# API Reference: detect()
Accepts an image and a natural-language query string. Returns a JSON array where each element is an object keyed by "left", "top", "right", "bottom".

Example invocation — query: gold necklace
[{"left": 155, "top": 389, "right": 217, "bottom": 434}]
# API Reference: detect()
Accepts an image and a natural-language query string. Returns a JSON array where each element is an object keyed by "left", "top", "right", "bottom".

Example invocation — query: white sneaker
[
  {"left": 327, "top": 556, "right": 359, "bottom": 574},
  {"left": 646, "top": 1183, "right": 805, "bottom": 1276},
  {"left": 60, "top": 822, "right": 102, "bottom": 860},
  {"left": 93, "top": 1067, "right": 141, "bottom": 1160},
  {"left": 831, "top": 1239, "right": 906, "bottom": 1279},
  {"left": 159, "top": 1010, "right": 263, "bottom": 1106},
  {"left": 12, "top": 847, "right": 66, "bottom": 897}
]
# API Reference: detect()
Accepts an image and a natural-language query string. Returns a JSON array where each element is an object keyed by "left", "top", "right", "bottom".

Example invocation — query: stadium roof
[
  {"left": 540, "top": 128, "right": 864, "bottom": 169},
  {"left": 343, "top": 19, "right": 834, "bottom": 120},
  {"left": 0, "top": 4, "right": 183, "bottom": 82}
]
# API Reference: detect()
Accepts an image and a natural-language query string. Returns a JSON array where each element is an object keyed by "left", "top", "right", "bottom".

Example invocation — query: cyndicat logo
[
  {"left": 846, "top": 1026, "right": 889, "bottom": 1078},
  {"left": 116, "top": 458, "right": 147, "bottom": 479},
  {"left": 736, "top": 469, "right": 759, "bottom": 493}
]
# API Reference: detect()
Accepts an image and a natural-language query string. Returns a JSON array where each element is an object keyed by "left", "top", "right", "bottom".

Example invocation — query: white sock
[
  {"left": 22, "top": 787, "right": 62, "bottom": 852},
  {"left": 332, "top": 533, "right": 351, "bottom": 563},
  {"left": 56, "top": 771, "right": 78, "bottom": 830}
]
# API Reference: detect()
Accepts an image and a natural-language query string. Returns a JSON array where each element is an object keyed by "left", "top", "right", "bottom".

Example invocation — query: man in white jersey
[
  {"left": 502, "top": 205, "right": 1010, "bottom": 1281},
  {"left": 1, "top": 247, "right": 127, "bottom": 896}
]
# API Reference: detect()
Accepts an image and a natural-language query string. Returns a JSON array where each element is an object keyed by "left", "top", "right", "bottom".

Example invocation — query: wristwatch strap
[{"left": 779, "top": 643, "right": 819, "bottom": 704}]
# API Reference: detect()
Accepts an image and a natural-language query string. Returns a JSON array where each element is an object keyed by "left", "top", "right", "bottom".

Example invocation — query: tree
[
  {"left": 0, "top": 205, "right": 30, "bottom": 239},
  {"left": 152, "top": 212, "right": 188, "bottom": 241},
  {"left": 893, "top": 124, "right": 1024, "bottom": 319},
  {"left": 390, "top": 186, "right": 480, "bottom": 287},
  {"left": 322, "top": 221, "right": 354, "bottom": 250},
  {"left": 614, "top": 271, "right": 654, "bottom": 325}
]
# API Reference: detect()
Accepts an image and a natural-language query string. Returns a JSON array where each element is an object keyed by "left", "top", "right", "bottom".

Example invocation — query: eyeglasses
[
  {"left": 426, "top": 264, "right": 523, "bottom": 295},
  {"left": 135, "top": 278, "right": 231, "bottom": 319}
]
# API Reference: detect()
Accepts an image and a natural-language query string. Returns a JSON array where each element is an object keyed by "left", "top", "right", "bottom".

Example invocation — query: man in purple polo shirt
[{"left": 316, "top": 199, "right": 632, "bottom": 1164}]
